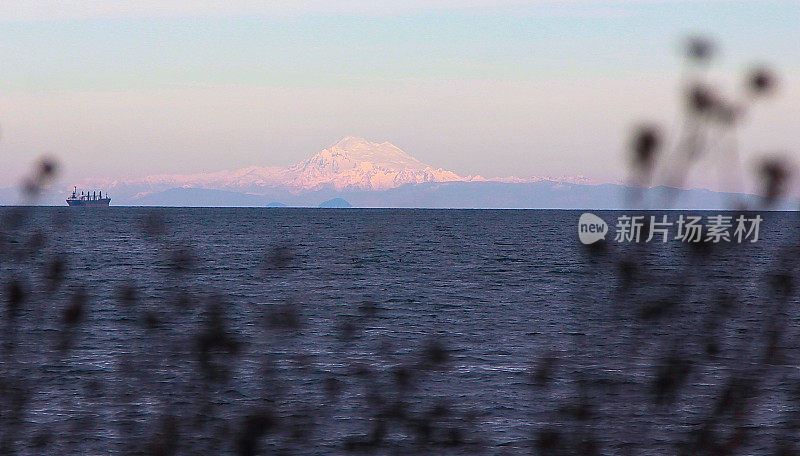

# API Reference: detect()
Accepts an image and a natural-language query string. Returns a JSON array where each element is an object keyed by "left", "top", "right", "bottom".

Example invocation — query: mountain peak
[
  {"left": 285, "top": 137, "right": 462, "bottom": 190},
  {"left": 312, "top": 137, "right": 425, "bottom": 171},
  {"left": 97, "top": 137, "right": 473, "bottom": 195},
  {"left": 331, "top": 136, "right": 375, "bottom": 149}
]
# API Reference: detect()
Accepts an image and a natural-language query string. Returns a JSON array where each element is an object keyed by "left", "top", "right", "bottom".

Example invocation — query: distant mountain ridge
[
  {"left": 87, "top": 137, "right": 502, "bottom": 199},
  {"left": 0, "top": 136, "right": 775, "bottom": 208},
  {"left": 85, "top": 181, "right": 769, "bottom": 210}
]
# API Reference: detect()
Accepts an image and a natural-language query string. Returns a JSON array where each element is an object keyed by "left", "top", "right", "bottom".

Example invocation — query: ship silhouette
[{"left": 66, "top": 187, "right": 110, "bottom": 207}]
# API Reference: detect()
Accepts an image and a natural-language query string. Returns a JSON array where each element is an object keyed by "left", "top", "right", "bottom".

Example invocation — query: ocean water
[{"left": 0, "top": 208, "right": 798, "bottom": 455}]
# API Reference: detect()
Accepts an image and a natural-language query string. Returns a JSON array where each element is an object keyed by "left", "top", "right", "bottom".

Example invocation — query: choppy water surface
[{"left": 1, "top": 208, "right": 799, "bottom": 455}]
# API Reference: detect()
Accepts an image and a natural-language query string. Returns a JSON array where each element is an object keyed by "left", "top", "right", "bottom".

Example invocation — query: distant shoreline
[{"left": 1, "top": 206, "right": 795, "bottom": 211}]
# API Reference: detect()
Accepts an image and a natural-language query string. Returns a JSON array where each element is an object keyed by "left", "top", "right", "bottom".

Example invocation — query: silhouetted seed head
[
  {"left": 358, "top": 300, "right": 378, "bottom": 317},
  {"left": 714, "top": 290, "right": 737, "bottom": 313},
  {"left": 583, "top": 238, "right": 607, "bottom": 257},
  {"left": 531, "top": 354, "right": 558, "bottom": 388},
  {"left": 688, "top": 84, "right": 717, "bottom": 114},
  {"left": 769, "top": 272, "right": 793, "bottom": 297},
  {"left": 616, "top": 258, "right": 637, "bottom": 290},
  {"left": 381, "top": 401, "right": 407, "bottom": 421},
  {"left": 143, "top": 312, "right": 160, "bottom": 329},
  {"left": 748, "top": 67, "right": 775, "bottom": 95},
  {"left": 536, "top": 428, "right": 561, "bottom": 452},
  {"left": 377, "top": 338, "right": 394, "bottom": 357},
  {"left": 714, "top": 377, "right": 755, "bottom": 417},
  {"left": 117, "top": 283, "right": 138, "bottom": 305},
  {"left": 341, "top": 437, "right": 366, "bottom": 452},
  {"left": 286, "top": 412, "right": 315, "bottom": 442},
  {"left": 145, "top": 415, "right": 179, "bottom": 456},
  {"left": 444, "top": 427, "right": 464, "bottom": 447},
  {"left": 291, "top": 351, "right": 312, "bottom": 368},
  {"left": 43, "top": 255, "right": 66, "bottom": 290},
  {"left": 27, "top": 231, "right": 45, "bottom": 252},
  {"left": 392, "top": 365, "right": 413, "bottom": 389},
  {"left": 421, "top": 339, "right": 449, "bottom": 368},
  {"left": 196, "top": 303, "right": 240, "bottom": 381},
  {"left": 681, "top": 423, "right": 717, "bottom": 455},
  {"left": 31, "top": 432, "right": 51, "bottom": 450},
  {"left": 559, "top": 400, "right": 592, "bottom": 421},
  {"left": 173, "top": 290, "right": 194, "bottom": 309},
  {"left": 366, "top": 389, "right": 385, "bottom": 408},
  {"left": 637, "top": 295, "right": 680, "bottom": 320},
  {"left": 169, "top": 248, "right": 194, "bottom": 272},
  {"left": 4, "top": 211, "right": 25, "bottom": 234},
  {"left": 368, "top": 420, "right": 387, "bottom": 445},
  {"left": 20, "top": 157, "right": 59, "bottom": 197},
  {"left": 265, "top": 244, "right": 294, "bottom": 270},
  {"left": 414, "top": 418, "right": 433, "bottom": 442},
  {"left": 38, "top": 158, "right": 57, "bottom": 178},
  {"left": 236, "top": 410, "right": 276, "bottom": 456},
  {"left": 631, "top": 125, "right": 661, "bottom": 171},
  {"left": 267, "top": 301, "right": 301, "bottom": 331},
  {"left": 429, "top": 402, "right": 450, "bottom": 418},
  {"left": 758, "top": 157, "right": 791, "bottom": 204},
  {"left": 21, "top": 178, "right": 39, "bottom": 196},
  {"left": 681, "top": 234, "right": 712, "bottom": 258},
  {"left": 323, "top": 376, "right": 342, "bottom": 400},
  {"left": 651, "top": 353, "right": 692, "bottom": 405},
  {"left": 583, "top": 439, "right": 602, "bottom": 456},
  {"left": 84, "top": 378, "right": 104, "bottom": 399},
  {"left": 142, "top": 212, "right": 166, "bottom": 237},
  {"left": 686, "top": 36, "right": 714, "bottom": 62},
  {"left": 350, "top": 363, "right": 372, "bottom": 378},
  {"left": 64, "top": 289, "right": 87, "bottom": 326},
  {"left": 342, "top": 432, "right": 381, "bottom": 452},
  {"left": 0, "top": 381, "right": 30, "bottom": 413},
  {"left": 6, "top": 279, "right": 25, "bottom": 318},
  {"left": 774, "top": 443, "right": 798, "bottom": 456},
  {"left": 336, "top": 317, "right": 359, "bottom": 341}
]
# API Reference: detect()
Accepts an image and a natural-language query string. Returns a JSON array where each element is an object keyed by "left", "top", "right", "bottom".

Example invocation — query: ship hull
[{"left": 66, "top": 199, "right": 111, "bottom": 207}]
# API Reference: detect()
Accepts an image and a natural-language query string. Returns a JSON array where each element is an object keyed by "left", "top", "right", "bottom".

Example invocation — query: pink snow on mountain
[{"left": 83, "top": 137, "right": 586, "bottom": 196}]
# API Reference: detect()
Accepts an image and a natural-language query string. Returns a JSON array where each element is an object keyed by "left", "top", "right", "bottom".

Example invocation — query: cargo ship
[{"left": 66, "top": 187, "right": 111, "bottom": 207}]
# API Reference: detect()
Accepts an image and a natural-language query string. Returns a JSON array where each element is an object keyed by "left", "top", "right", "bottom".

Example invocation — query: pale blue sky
[{"left": 1, "top": 0, "right": 798, "bottom": 188}]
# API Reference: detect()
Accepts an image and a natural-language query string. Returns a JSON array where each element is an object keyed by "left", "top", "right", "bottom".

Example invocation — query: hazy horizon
[{"left": 1, "top": 0, "right": 798, "bottom": 195}]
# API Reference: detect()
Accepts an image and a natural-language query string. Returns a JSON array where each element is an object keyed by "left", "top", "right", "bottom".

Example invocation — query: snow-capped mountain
[
  {"left": 284, "top": 136, "right": 472, "bottom": 191},
  {"left": 94, "top": 136, "right": 482, "bottom": 198},
  {"left": 9, "top": 136, "right": 760, "bottom": 208}
]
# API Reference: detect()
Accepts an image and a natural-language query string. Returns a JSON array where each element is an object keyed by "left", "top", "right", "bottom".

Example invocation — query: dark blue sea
[{"left": 1, "top": 208, "right": 799, "bottom": 455}]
